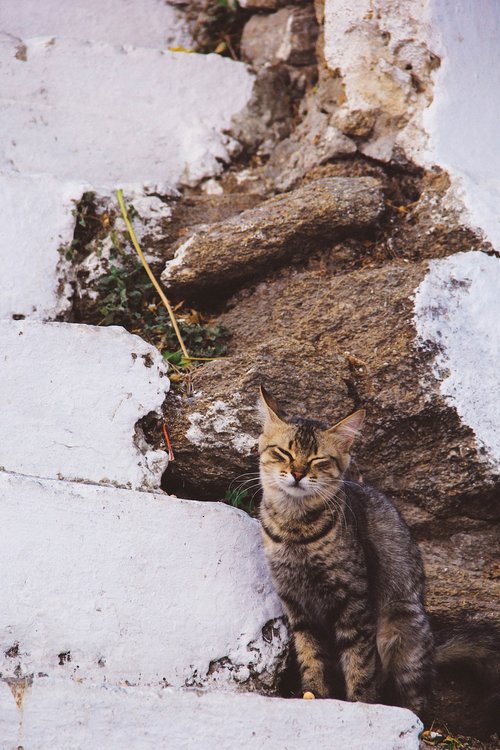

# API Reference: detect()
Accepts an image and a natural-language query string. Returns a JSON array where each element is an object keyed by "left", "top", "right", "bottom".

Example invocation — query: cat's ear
[
  {"left": 326, "top": 409, "right": 365, "bottom": 450},
  {"left": 258, "top": 386, "right": 287, "bottom": 428}
]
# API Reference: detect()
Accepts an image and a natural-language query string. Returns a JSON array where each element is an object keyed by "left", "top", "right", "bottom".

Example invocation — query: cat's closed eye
[
  {"left": 307, "top": 457, "right": 331, "bottom": 468},
  {"left": 271, "top": 448, "right": 292, "bottom": 462}
]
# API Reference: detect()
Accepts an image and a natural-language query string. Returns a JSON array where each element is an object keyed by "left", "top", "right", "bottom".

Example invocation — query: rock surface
[
  {"left": 319, "top": 0, "right": 500, "bottom": 251},
  {"left": 166, "top": 255, "right": 500, "bottom": 519},
  {"left": 241, "top": 6, "right": 318, "bottom": 68},
  {"left": 161, "top": 177, "right": 385, "bottom": 296},
  {"left": 0, "top": 321, "right": 169, "bottom": 489},
  {"left": 0, "top": 472, "right": 286, "bottom": 691},
  {"left": 323, "top": 0, "right": 438, "bottom": 163},
  {"left": 0, "top": 679, "right": 422, "bottom": 750},
  {"left": 164, "top": 253, "right": 500, "bottom": 636},
  {"left": 265, "top": 108, "right": 357, "bottom": 191}
]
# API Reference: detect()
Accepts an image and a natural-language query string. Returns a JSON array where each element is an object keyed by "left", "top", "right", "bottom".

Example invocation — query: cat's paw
[{"left": 303, "top": 691, "right": 316, "bottom": 700}]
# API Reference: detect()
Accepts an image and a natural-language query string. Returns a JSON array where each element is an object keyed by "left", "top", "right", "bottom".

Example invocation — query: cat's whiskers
[
  {"left": 233, "top": 483, "right": 264, "bottom": 498},
  {"left": 316, "top": 488, "right": 348, "bottom": 536},
  {"left": 315, "top": 478, "right": 358, "bottom": 528},
  {"left": 228, "top": 472, "right": 261, "bottom": 491}
]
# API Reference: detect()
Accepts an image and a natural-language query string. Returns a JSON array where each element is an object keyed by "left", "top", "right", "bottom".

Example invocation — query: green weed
[
  {"left": 224, "top": 487, "right": 256, "bottom": 515},
  {"left": 94, "top": 260, "right": 228, "bottom": 361},
  {"left": 66, "top": 193, "right": 229, "bottom": 389}
]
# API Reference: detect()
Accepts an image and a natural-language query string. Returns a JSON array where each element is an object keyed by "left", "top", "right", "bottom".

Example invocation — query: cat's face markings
[
  {"left": 258, "top": 386, "right": 365, "bottom": 500},
  {"left": 261, "top": 433, "right": 343, "bottom": 498}
]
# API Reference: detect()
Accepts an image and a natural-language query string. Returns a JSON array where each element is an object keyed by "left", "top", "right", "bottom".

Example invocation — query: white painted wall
[
  {"left": 0, "top": 322, "right": 169, "bottom": 489},
  {"left": 0, "top": 473, "right": 285, "bottom": 690}
]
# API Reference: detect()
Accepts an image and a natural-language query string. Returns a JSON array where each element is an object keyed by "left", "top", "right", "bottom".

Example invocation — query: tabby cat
[{"left": 257, "top": 386, "right": 434, "bottom": 715}]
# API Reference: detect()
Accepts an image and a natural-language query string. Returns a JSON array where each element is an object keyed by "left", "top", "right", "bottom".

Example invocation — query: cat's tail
[
  {"left": 435, "top": 621, "right": 500, "bottom": 678},
  {"left": 434, "top": 621, "right": 500, "bottom": 732}
]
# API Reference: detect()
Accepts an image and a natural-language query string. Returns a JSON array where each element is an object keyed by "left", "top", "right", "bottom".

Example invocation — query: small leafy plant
[
  {"left": 224, "top": 487, "right": 256, "bottom": 516},
  {"left": 94, "top": 260, "right": 228, "bottom": 361},
  {"left": 64, "top": 192, "right": 229, "bottom": 391}
]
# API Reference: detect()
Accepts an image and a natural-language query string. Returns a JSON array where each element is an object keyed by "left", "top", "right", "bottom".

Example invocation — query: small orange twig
[{"left": 163, "top": 422, "right": 175, "bottom": 461}]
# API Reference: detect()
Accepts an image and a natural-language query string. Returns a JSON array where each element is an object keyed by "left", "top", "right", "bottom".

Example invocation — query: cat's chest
[
  {"left": 267, "top": 539, "right": 344, "bottom": 601},
  {"left": 263, "top": 528, "right": 366, "bottom": 618}
]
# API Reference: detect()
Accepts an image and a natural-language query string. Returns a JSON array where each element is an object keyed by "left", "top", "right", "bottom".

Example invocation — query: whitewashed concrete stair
[
  {"left": 0, "top": 471, "right": 422, "bottom": 748},
  {"left": 0, "top": 472, "right": 286, "bottom": 691},
  {"left": 0, "top": 680, "right": 422, "bottom": 750},
  {"left": 0, "top": 10, "right": 254, "bottom": 320},
  {"left": 0, "top": 1, "right": 423, "bottom": 745},
  {"left": 0, "top": 321, "right": 170, "bottom": 490}
]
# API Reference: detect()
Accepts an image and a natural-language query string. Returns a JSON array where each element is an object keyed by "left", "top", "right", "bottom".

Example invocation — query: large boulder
[
  {"left": 164, "top": 252, "right": 500, "bottom": 636},
  {"left": 166, "top": 253, "right": 499, "bottom": 519},
  {"left": 161, "top": 177, "right": 385, "bottom": 297}
]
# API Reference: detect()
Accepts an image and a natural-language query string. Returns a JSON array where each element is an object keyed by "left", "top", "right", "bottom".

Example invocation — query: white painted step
[
  {"left": 0, "top": 0, "right": 190, "bottom": 49},
  {"left": 0, "top": 679, "right": 422, "bottom": 750},
  {"left": 0, "top": 173, "right": 79, "bottom": 320},
  {"left": 0, "top": 321, "right": 169, "bottom": 489},
  {"left": 0, "top": 30, "right": 253, "bottom": 318},
  {"left": 0, "top": 473, "right": 286, "bottom": 691},
  {"left": 0, "top": 34, "right": 253, "bottom": 190}
]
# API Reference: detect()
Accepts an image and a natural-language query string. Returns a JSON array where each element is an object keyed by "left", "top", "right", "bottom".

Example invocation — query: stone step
[
  {"left": 0, "top": 29, "right": 254, "bottom": 318},
  {"left": 0, "top": 472, "right": 285, "bottom": 692},
  {"left": 0, "top": 0, "right": 190, "bottom": 49},
  {"left": 0, "top": 172, "right": 80, "bottom": 320},
  {"left": 0, "top": 321, "right": 169, "bottom": 489},
  {"left": 0, "top": 34, "right": 253, "bottom": 190},
  {"left": 0, "top": 678, "right": 422, "bottom": 750}
]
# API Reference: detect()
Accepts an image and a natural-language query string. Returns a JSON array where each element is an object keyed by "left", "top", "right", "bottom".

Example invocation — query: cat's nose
[{"left": 291, "top": 470, "right": 305, "bottom": 483}]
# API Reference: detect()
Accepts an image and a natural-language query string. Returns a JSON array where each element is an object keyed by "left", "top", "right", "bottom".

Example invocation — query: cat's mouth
[{"left": 280, "top": 483, "right": 314, "bottom": 499}]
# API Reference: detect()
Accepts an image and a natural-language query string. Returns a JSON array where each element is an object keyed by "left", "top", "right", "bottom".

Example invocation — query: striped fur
[{"left": 258, "top": 387, "right": 434, "bottom": 715}]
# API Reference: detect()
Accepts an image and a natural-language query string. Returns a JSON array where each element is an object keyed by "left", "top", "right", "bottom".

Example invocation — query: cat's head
[{"left": 258, "top": 386, "right": 365, "bottom": 500}]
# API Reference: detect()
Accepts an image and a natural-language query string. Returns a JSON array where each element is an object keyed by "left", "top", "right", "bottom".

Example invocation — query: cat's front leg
[
  {"left": 280, "top": 594, "right": 330, "bottom": 697},
  {"left": 293, "top": 626, "right": 330, "bottom": 698},
  {"left": 338, "top": 627, "right": 378, "bottom": 703}
]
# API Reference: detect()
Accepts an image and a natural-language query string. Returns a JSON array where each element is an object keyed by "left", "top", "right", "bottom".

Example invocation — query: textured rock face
[
  {"left": 0, "top": 321, "right": 170, "bottom": 490},
  {"left": 0, "top": 680, "right": 422, "bottom": 750},
  {"left": 241, "top": 6, "right": 318, "bottom": 68},
  {"left": 0, "top": 473, "right": 287, "bottom": 692},
  {"left": 161, "top": 177, "right": 385, "bottom": 296},
  {"left": 166, "top": 256, "right": 500, "bottom": 520},
  {"left": 164, "top": 253, "right": 500, "bottom": 640},
  {"left": 323, "top": 0, "right": 438, "bottom": 162}
]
